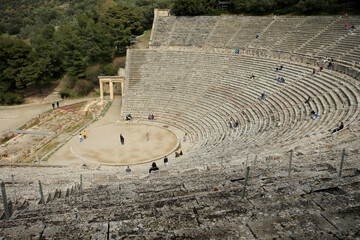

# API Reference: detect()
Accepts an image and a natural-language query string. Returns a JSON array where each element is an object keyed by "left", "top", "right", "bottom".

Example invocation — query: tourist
[
  {"left": 164, "top": 156, "right": 168, "bottom": 167},
  {"left": 120, "top": 134, "right": 124, "bottom": 145},
  {"left": 148, "top": 114, "right": 151, "bottom": 120},
  {"left": 126, "top": 166, "right": 131, "bottom": 173},
  {"left": 312, "top": 68, "right": 316, "bottom": 74},
  {"left": 175, "top": 152, "right": 180, "bottom": 158},
  {"left": 183, "top": 136, "right": 187, "bottom": 142},
  {"left": 180, "top": 150, "right": 183, "bottom": 156},
  {"left": 280, "top": 77, "right": 285, "bottom": 83},
  {"left": 79, "top": 133, "right": 82, "bottom": 142},
  {"left": 52, "top": 103, "right": 55, "bottom": 109},
  {"left": 83, "top": 130, "right": 87, "bottom": 139},
  {"left": 345, "top": 23, "right": 348, "bottom": 30},
  {"left": 56, "top": 101, "right": 59, "bottom": 108},
  {"left": 146, "top": 132, "right": 149, "bottom": 141},
  {"left": 237, "top": 48, "right": 240, "bottom": 54},
  {"left": 229, "top": 121, "right": 233, "bottom": 129},
  {"left": 328, "top": 61, "right": 332, "bottom": 69},
  {"left": 260, "top": 92, "right": 266, "bottom": 100},
  {"left": 332, "top": 122, "right": 344, "bottom": 134},
  {"left": 234, "top": 120, "right": 239, "bottom": 128},
  {"left": 350, "top": 25, "right": 355, "bottom": 31},
  {"left": 279, "top": 65, "right": 283, "bottom": 70},
  {"left": 250, "top": 74, "right": 255, "bottom": 79},
  {"left": 313, "top": 112, "right": 319, "bottom": 120},
  {"left": 256, "top": 33, "right": 259, "bottom": 39},
  {"left": 320, "top": 66, "right": 323, "bottom": 71},
  {"left": 273, "top": 15, "right": 276, "bottom": 21},
  {"left": 305, "top": 96, "right": 311, "bottom": 107},
  {"left": 275, "top": 67, "right": 279, "bottom": 72},
  {"left": 149, "top": 162, "right": 159, "bottom": 173},
  {"left": 151, "top": 114, "right": 154, "bottom": 120}
]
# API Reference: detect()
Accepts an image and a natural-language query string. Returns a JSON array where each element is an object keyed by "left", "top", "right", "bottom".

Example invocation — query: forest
[{"left": 0, "top": 0, "right": 359, "bottom": 104}]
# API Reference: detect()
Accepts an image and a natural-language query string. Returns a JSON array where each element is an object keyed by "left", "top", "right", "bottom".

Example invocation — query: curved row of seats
[
  {"left": 151, "top": 15, "right": 360, "bottom": 66},
  {"left": 122, "top": 50, "right": 360, "bottom": 168}
]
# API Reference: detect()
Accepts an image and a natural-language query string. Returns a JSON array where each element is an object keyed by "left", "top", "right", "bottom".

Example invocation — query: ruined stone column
[
  {"left": 109, "top": 81, "right": 114, "bottom": 100},
  {"left": 121, "top": 80, "right": 124, "bottom": 97},
  {"left": 99, "top": 79, "right": 104, "bottom": 101}
]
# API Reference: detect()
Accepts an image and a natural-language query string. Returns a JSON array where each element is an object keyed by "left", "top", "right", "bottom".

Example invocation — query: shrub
[
  {"left": 14, "top": 94, "right": 24, "bottom": 104},
  {"left": 100, "top": 63, "right": 117, "bottom": 76},
  {"left": 74, "top": 79, "right": 93, "bottom": 96},
  {"left": 59, "top": 89, "right": 71, "bottom": 99},
  {"left": 86, "top": 68, "right": 101, "bottom": 86},
  {"left": 1, "top": 92, "right": 24, "bottom": 105}
]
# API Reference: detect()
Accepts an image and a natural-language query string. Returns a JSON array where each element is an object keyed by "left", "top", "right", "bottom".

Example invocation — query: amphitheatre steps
[
  {"left": 1, "top": 147, "right": 359, "bottom": 238},
  {"left": 2, "top": 14, "right": 360, "bottom": 238},
  {"left": 150, "top": 15, "right": 360, "bottom": 67}
]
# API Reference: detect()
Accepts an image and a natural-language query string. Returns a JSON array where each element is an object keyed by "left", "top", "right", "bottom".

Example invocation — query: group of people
[
  {"left": 229, "top": 118, "right": 239, "bottom": 128},
  {"left": 52, "top": 101, "right": 60, "bottom": 109},
  {"left": 79, "top": 130, "right": 87, "bottom": 142},
  {"left": 275, "top": 65, "right": 283, "bottom": 72},
  {"left": 175, "top": 150, "right": 183, "bottom": 158},
  {"left": 345, "top": 23, "right": 355, "bottom": 31},
  {"left": 234, "top": 48, "right": 241, "bottom": 54},
  {"left": 148, "top": 114, "right": 155, "bottom": 120},
  {"left": 274, "top": 76, "right": 285, "bottom": 83},
  {"left": 306, "top": 97, "right": 345, "bottom": 134},
  {"left": 125, "top": 152, "right": 185, "bottom": 174}
]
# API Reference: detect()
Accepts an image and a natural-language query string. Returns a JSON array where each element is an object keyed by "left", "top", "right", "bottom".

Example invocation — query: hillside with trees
[
  {"left": 0, "top": 0, "right": 359, "bottom": 104},
  {"left": 0, "top": 0, "right": 172, "bottom": 104}
]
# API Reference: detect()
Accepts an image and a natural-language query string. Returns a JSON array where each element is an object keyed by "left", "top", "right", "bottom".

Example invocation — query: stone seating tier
[
  {"left": 150, "top": 16, "right": 360, "bottom": 66},
  {"left": 122, "top": 50, "right": 360, "bottom": 168}
]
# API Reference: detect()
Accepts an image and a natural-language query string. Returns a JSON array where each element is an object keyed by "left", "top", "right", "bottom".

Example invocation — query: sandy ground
[
  {"left": 48, "top": 97, "right": 178, "bottom": 167},
  {"left": 0, "top": 98, "right": 94, "bottom": 133}
]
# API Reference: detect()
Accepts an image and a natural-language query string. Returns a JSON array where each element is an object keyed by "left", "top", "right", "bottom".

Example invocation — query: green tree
[
  {"left": 173, "top": 0, "right": 211, "bottom": 15},
  {"left": 101, "top": 5, "right": 143, "bottom": 55},
  {"left": 55, "top": 24, "right": 87, "bottom": 81},
  {"left": 0, "top": 37, "right": 33, "bottom": 92},
  {"left": 31, "top": 24, "right": 63, "bottom": 79},
  {"left": 76, "top": 14, "right": 113, "bottom": 63},
  {"left": 18, "top": 57, "right": 52, "bottom": 91}
]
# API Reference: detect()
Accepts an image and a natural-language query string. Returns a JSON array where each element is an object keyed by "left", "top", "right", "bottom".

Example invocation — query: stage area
[{"left": 48, "top": 123, "right": 179, "bottom": 166}]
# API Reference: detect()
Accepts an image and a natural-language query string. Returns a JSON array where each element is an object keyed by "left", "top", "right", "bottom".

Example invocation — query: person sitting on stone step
[
  {"left": 331, "top": 122, "right": 344, "bottom": 134},
  {"left": 260, "top": 92, "right": 266, "bottom": 100},
  {"left": 149, "top": 162, "right": 159, "bottom": 173}
]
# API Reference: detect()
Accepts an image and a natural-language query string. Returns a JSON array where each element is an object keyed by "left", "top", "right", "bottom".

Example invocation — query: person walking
[
  {"left": 52, "top": 103, "right": 55, "bottom": 109},
  {"left": 164, "top": 156, "right": 168, "bottom": 167},
  {"left": 83, "top": 130, "right": 87, "bottom": 139},
  {"left": 126, "top": 166, "right": 131, "bottom": 173},
  {"left": 56, "top": 101, "right": 59, "bottom": 108},
  {"left": 79, "top": 133, "right": 83, "bottom": 142},
  {"left": 120, "top": 134, "right": 124, "bottom": 145}
]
